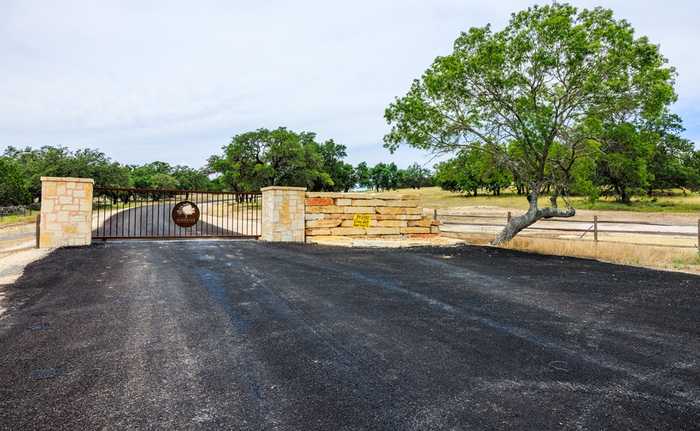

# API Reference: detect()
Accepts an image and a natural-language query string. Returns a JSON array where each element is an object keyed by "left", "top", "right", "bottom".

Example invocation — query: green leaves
[
  {"left": 3, "top": 146, "right": 134, "bottom": 200},
  {"left": 434, "top": 146, "right": 511, "bottom": 196},
  {"left": 0, "top": 157, "right": 31, "bottom": 205},
  {"left": 385, "top": 2, "right": 684, "bottom": 203},
  {"left": 211, "top": 127, "right": 353, "bottom": 192}
]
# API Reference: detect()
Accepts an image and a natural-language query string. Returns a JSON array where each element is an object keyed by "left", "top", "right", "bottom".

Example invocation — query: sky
[{"left": 1, "top": 0, "right": 698, "bottom": 169}]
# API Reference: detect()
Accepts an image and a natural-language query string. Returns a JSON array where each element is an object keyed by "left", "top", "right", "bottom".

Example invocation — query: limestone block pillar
[
  {"left": 39, "top": 177, "right": 94, "bottom": 248},
  {"left": 260, "top": 186, "right": 306, "bottom": 242}
]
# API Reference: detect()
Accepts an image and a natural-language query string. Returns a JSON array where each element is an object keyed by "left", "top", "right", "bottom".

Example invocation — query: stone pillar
[
  {"left": 260, "top": 186, "right": 306, "bottom": 242},
  {"left": 39, "top": 177, "right": 94, "bottom": 248}
]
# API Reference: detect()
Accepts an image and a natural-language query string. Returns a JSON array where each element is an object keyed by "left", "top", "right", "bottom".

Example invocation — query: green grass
[
  {"left": 573, "top": 195, "right": 700, "bottom": 213},
  {"left": 0, "top": 210, "right": 38, "bottom": 226},
  {"left": 672, "top": 253, "right": 700, "bottom": 270},
  {"left": 391, "top": 187, "right": 700, "bottom": 214}
]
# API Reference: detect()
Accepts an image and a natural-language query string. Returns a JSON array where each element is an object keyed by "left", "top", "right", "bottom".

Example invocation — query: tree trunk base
[{"left": 492, "top": 205, "right": 576, "bottom": 245}]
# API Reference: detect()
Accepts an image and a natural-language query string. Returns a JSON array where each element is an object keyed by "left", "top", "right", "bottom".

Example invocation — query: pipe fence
[{"left": 435, "top": 209, "right": 700, "bottom": 250}]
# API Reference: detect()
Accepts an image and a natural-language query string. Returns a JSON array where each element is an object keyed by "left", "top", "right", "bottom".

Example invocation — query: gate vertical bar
[
  {"left": 111, "top": 194, "right": 115, "bottom": 237},
  {"left": 159, "top": 192, "right": 163, "bottom": 237},
  {"left": 159, "top": 192, "right": 162, "bottom": 238},
  {"left": 151, "top": 193, "right": 155, "bottom": 237},
  {"left": 157, "top": 192, "right": 161, "bottom": 237},
  {"left": 139, "top": 192, "right": 144, "bottom": 237},
  {"left": 98, "top": 193, "right": 102, "bottom": 238},
  {"left": 127, "top": 193, "right": 131, "bottom": 238},
  {"left": 119, "top": 195, "right": 123, "bottom": 237},
  {"left": 96, "top": 192, "right": 100, "bottom": 238}
]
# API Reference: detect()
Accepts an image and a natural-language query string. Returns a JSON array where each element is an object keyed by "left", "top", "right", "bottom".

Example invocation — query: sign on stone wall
[{"left": 352, "top": 214, "right": 372, "bottom": 228}]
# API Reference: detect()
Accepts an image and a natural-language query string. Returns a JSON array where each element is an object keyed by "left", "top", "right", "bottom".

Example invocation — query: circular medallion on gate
[{"left": 172, "top": 201, "right": 200, "bottom": 228}]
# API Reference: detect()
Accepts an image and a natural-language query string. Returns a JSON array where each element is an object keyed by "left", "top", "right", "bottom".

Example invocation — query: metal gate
[{"left": 92, "top": 187, "right": 261, "bottom": 240}]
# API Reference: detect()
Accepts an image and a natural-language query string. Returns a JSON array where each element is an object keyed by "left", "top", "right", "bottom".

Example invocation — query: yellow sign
[{"left": 352, "top": 214, "right": 371, "bottom": 228}]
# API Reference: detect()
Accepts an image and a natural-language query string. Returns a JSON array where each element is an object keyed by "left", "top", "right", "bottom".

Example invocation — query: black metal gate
[{"left": 92, "top": 187, "right": 261, "bottom": 240}]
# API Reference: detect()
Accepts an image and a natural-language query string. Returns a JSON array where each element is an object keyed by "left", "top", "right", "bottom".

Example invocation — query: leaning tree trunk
[{"left": 492, "top": 191, "right": 575, "bottom": 245}]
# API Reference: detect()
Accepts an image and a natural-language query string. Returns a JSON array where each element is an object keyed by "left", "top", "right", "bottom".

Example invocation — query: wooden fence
[{"left": 435, "top": 210, "right": 700, "bottom": 251}]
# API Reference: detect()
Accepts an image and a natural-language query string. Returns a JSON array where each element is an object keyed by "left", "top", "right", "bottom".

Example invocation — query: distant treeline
[
  {"left": 3, "top": 123, "right": 698, "bottom": 206},
  {"left": 0, "top": 128, "right": 432, "bottom": 205},
  {"left": 432, "top": 122, "right": 700, "bottom": 203}
]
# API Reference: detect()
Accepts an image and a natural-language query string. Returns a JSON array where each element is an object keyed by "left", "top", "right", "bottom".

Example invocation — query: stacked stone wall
[{"left": 304, "top": 192, "right": 439, "bottom": 239}]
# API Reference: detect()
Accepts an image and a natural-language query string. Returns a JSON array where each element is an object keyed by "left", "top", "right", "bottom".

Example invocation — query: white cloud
[{"left": 1, "top": 0, "right": 698, "bottom": 169}]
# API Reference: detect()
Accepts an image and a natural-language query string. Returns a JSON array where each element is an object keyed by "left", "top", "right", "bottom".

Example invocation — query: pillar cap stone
[
  {"left": 260, "top": 186, "right": 307, "bottom": 192},
  {"left": 41, "top": 176, "right": 94, "bottom": 184}
]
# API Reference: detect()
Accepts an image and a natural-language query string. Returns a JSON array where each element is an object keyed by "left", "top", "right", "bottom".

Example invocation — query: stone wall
[
  {"left": 305, "top": 192, "right": 439, "bottom": 240},
  {"left": 261, "top": 186, "right": 306, "bottom": 242},
  {"left": 39, "top": 177, "right": 94, "bottom": 248}
]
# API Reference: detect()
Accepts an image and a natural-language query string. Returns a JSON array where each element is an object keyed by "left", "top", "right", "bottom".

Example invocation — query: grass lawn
[
  {"left": 0, "top": 211, "right": 38, "bottom": 226},
  {"left": 390, "top": 187, "right": 700, "bottom": 213},
  {"left": 381, "top": 187, "right": 699, "bottom": 273}
]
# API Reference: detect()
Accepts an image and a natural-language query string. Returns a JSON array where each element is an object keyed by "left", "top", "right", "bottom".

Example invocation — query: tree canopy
[
  {"left": 208, "top": 127, "right": 409, "bottom": 193},
  {"left": 0, "top": 139, "right": 436, "bottom": 206},
  {"left": 384, "top": 3, "right": 681, "bottom": 243},
  {"left": 208, "top": 128, "right": 329, "bottom": 192},
  {"left": 0, "top": 157, "right": 31, "bottom": 205},
  {"left": 0, "top": 146, "right": 215, "bottom": 205}
]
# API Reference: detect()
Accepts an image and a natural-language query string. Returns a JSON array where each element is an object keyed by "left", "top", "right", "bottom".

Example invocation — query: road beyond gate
[{"left": 92, "top": 187, "right": 261, "bottom": 240}]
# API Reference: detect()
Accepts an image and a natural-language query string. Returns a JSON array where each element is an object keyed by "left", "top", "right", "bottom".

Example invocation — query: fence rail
[
  {"left": 0, "top": 205, "right": 39, "bottom": 222},
  {"left": 435, "top": 210, "right": 700, "bottom": 251}
]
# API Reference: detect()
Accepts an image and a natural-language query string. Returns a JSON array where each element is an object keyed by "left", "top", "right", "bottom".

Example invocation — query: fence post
[
  {"left": 507, "top": 211, "right": 512, "bottom": 223},
  {"left": 433, "top": 208, "right": 438, "bottom": 221},
  {"left": 593, "top": 215, "right": 598, "bottom": 243},
  {"left": 35, "top": 213, "right": 41, "bottom": 249}
]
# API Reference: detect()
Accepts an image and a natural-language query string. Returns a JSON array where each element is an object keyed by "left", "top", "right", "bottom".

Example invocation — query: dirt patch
[
  {"left": 0, "top": 247, "right": 51, "bottom": 316},
  {"left": 306, "top": 235, "right": 464, "bottom": 248},
  {"left": 0, "top": 222, "right": 37, "bottom": 255}
]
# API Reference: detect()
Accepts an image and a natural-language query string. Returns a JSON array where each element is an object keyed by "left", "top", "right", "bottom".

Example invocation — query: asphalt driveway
[{"left": 0, "top": 241, "right": 698, "bottom": 429}]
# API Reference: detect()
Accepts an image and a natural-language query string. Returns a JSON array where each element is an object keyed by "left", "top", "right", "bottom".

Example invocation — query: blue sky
[{"left": 1, "top": 0, "right": 698, "bottom": 169}]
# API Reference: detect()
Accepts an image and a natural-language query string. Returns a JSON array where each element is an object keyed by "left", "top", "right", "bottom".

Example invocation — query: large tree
[
  {"left": 686, "top": 150, "right": 700, "bottom": 192},
  {"left": 317, "top": 140, "right": 356, "bottom": 192},
  {"left": 4, "top": 146, "right": 72, "bottom": 199},
  {"left": 369, "top": 162, "right": 401, "bottom": 191},
  {"left": 384, "top": 3, "right": 676, "bottom": 243},
  {"left": 401, "top": 163, "right": 433, "bottom": 189},
  {"left": 209, "top": 128, "right": 332, "bottom": 192},
  {"left": 172, "top": 166, "right": 212, "bottom": 191},
  {"left": 4, "top": 146, "right": 131, "bottom": 200},
  {"left": 354, "top": 162, "right": 372, "bottom": 190},
  {"left": 644, "top": 114, "right": 697, "bottom": 195},
  {"left": 0, "top": 157, "right": 31, "bottom": 205},
  {"left": 434, "top": 149, "right": 486, "bottom": 196}
]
